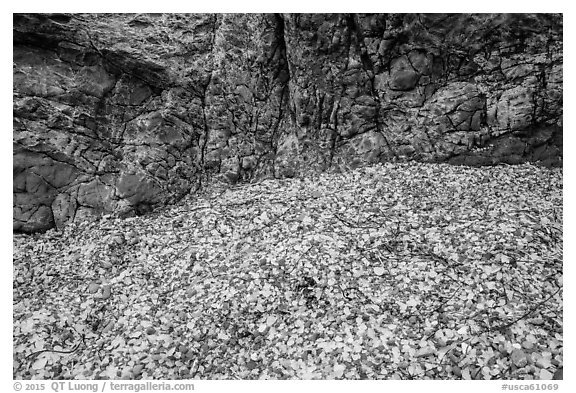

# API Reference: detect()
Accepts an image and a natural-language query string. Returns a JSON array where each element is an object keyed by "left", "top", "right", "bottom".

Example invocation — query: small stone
[
  {"left": 133, "top": 364, "right": 144, "bottom": 376},
  {"left": 452, "top": 366, "right": 462, "bottom": 377},
  {"left": 374, "top": 267, "right": 385, "bottom": 276},
  {"left": 111, "top": 234, "right": 125, "bottom": 245},
  {"left": 536, "top": 356, "right": 551, "bottom": 369},
  {"left": 511, "top": 349, "right": 528, "bottom": 367},
  {"left": 311, "top": 190, "right": 323, "bottom": 198},
  {"left": 100, "top": 285, "right": 112, "bottom": 300},
  {"left": 100, "top": 260, "right": 113, "bottom": 269},
  {"left": 246, "top": 360, "right": 258, "bottom": 370},
  {"left": 266, "top": 315, "right": 278, "bottom": 326},
  {"left": 521, "top": 340, "right": 534, "bottom": 350},
  {"left": 145, "top": 326, "right": 156, "bottom": 335},
  {"left": 434, "top": 338, "right": 447, "bottom": 347},
  {"left": 88, "top": 283, "right": 100, "bottom": 293}
]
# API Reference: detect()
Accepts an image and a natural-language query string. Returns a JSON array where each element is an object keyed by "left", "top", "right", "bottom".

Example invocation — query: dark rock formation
[{"left": 13, "top": 13, "right": 563, "bottom": 232}]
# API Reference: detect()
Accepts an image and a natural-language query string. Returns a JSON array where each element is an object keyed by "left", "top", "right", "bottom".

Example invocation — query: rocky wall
[{"left": 13, "top": 13, "right": 562, "bottom": 232}]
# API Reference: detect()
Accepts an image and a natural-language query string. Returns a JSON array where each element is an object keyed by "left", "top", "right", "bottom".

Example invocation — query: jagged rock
[
  {"left": 495, "top": 86, "right": 535, "bottom": 131},
  {"left": 13, "top": 13, "right": 563, "bottom": 232},
  {"left": 389, "top": 56, "right": 422, "bottom": 91}
]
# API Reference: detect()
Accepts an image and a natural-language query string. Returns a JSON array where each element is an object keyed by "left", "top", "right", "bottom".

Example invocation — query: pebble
[
  {"left": 521, "top": 340, "right": 534, "bottom": 350},
  {"left": 100, "top": 285, "right": 112, "bottom": 300},
  {"left": 100, "top": 260, "right": 113, "bottom": 269},
  {"left": 120, "top": 371, "right": 132, "bottom": 380},
  {"left": 246, "top": 360, "right": 258, "bottom": 370},
  {"left": 133, "top": 364, "right": 144, "bottom": 376},
  {"left": 111, "top": 234, "right": 125, "bottom": 245},
  {"left": 145, "top": 327, "right": 156, "bottom": 335},
  {"left": 511, "top": 349, "right": 528, "bottom": 367},
  {"left": 452, "top": 366, "right": 462, "bottom": 377},
  {"left": 551, "top": 358, "right": 560, "bottom": 367},
  {"left": 434, "top": 338, "right": 447, "bottom": 347},
  {"left": 102, "top": 321, "right": 115, "bottom": 333}
]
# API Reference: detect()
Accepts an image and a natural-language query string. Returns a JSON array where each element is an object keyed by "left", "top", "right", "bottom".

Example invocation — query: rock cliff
[{"left": 13, "top": 13, "right": 563, "bottom": 232}]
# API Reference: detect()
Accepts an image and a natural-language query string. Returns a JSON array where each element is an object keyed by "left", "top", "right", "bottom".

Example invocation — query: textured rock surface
[{"left": 13, "top": 13, "right": 563, "bottom": 232}]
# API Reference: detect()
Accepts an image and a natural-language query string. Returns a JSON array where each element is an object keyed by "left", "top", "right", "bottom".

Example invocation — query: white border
[{"left": 4, "top": 4, "right": 571, "bottom": 392}]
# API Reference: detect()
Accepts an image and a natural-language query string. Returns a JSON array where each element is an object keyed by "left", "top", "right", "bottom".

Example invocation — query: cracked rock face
[{"left": 13, "top": 13, "right": 562, "bottom": 233}]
